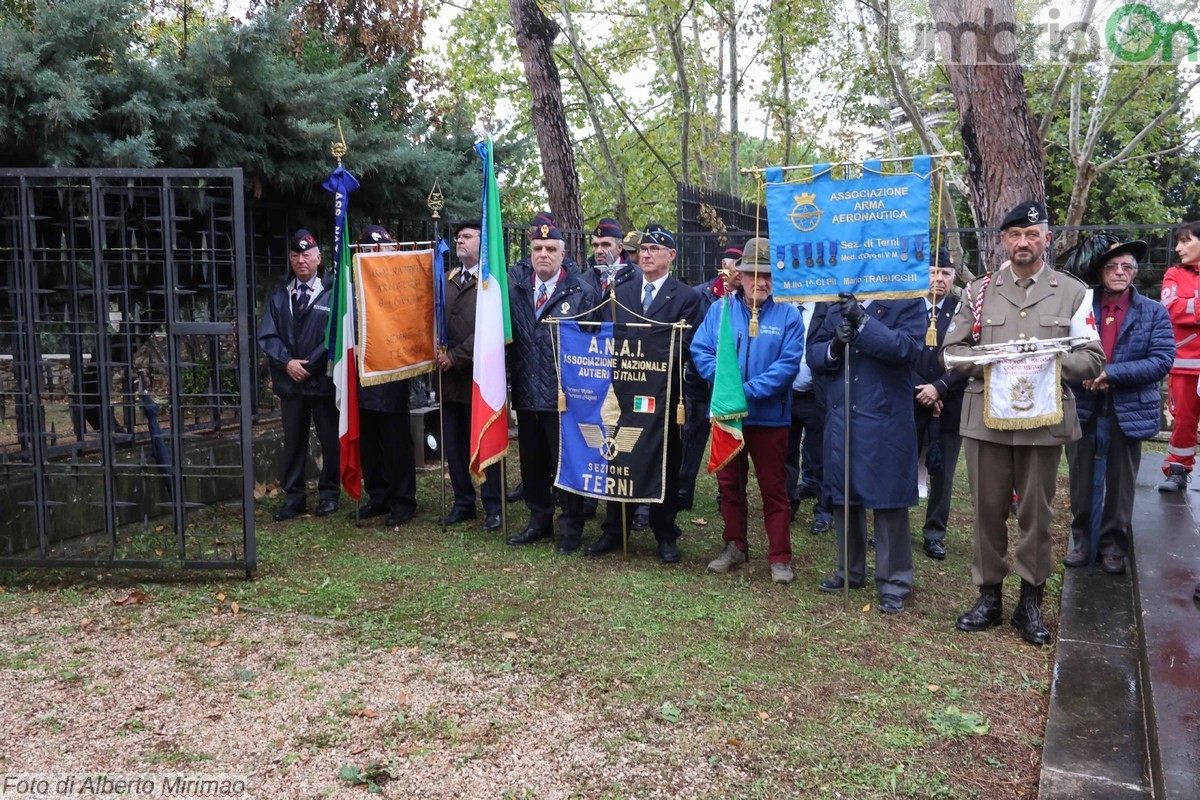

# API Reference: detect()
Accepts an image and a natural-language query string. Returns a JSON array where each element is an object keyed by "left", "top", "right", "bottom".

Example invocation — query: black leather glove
[
  {"left": 839, "top": 293, "right": 867, "bottom": 328},
  {"left": 830, "top": 319, "right": 854, "bottom": 357}
]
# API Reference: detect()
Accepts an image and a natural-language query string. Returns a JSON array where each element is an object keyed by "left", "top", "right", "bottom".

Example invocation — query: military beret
[
  {"left": 641, "top": 223, "right": 676, "bottom": 249},
  {"left": 529, "top": 211, "right": 556, "bottom": 229},
  {"left": 289, "top": 229, "right": 318, "bottom": 253},
  {"left": 454, "top": 219, "right": 482, "bottom": 235},
  {"left": 1000, "top": 200, "right": 1050, "bottom": 230},
  {"left": 530, "top": 223, "right": 564, "bottom": 241},
  {"left": 932, "top": 246, "right": 954, "bottom": 270},
  {"left": 722, "top": 246, "right": 744, "bottom": 261},
  {"left": 359, "top": 224, "right": 394, "bottom": 245},
  {"left": 622, "top": 230, "right": 642, "bottom": 252},
  {"left": 594, "top": 218, "right": 623, "bottom": 239}
]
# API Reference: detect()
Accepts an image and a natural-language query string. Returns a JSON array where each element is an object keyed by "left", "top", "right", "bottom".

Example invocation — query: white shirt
[
  {"left": 534, "top": 271, "right": 561, "bottom": 306},
  {"left": 640, "top": 274, "right": 669, "bottom": 310},
  {"left": 793, "top": 302, "right": 815, "bottom": 392}
]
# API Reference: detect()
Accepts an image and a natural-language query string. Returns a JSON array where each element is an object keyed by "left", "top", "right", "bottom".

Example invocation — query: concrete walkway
[{"left": 1040, "top": 459, "right": 1200, "bottom": 799}]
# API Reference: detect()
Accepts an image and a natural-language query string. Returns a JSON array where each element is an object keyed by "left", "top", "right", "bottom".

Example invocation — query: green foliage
[{"left": 926, "top": 705, "right": 990, "bottom": 738}]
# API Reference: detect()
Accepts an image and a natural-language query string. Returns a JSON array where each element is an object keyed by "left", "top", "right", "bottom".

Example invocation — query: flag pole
[
  {"left": 843, "top": 347, "right": 852, "bottom": 609},
  {"left": 428, "top": 178, "right": 449, "bottom": 534}
]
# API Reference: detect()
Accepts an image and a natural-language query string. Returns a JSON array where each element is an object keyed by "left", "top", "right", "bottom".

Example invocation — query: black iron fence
[{"left": 0, "top": 169, "right": 255, "bottom": 573}]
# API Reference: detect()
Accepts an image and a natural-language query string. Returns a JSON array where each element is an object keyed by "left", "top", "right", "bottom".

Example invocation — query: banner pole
[
  {"left": 843, "top": 346, "right": 852, "bottom": 609},
  {"left": 427, "top": 178, "right": 448, "bottom": 536},
  {"left": 438, "top": 368, "right": 447, "bottom": 534},
  {"left": 500, "top": 456, "right": 508, "bottom": 538}
]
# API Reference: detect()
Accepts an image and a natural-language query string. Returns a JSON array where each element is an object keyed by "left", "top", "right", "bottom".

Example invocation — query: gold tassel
[
  {"left": 749, "top": 308, "right": 759, "bottom": 338},
  {"left": 558, "top": 390, "right": 566, "bottom": 412},
  {"left": 676, "top": 400, "right": 685, "bottom": 426},
  {"left": 925, "top": 316, "right": 939, "bottom": 347}
]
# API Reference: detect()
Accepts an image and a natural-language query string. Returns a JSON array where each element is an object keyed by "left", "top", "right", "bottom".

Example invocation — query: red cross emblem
[{"left": 1085, "top": 311, "right": 1097, "bottom": 330}]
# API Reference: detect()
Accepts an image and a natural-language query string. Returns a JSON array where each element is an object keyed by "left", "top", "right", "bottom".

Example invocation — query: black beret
[
  {"left": 932, "top": 246, "right": 954, "bottom": 270},
  {"left": 641, "top": 223, "right": 676, "bottom": 249},
  {"left": 359, "top": 224, "right": 394, "bottom": 245},
  {"left": 593, "top": 218, "right": 623, "bottom": 239},
  {"left": 530, "top": 223, "right": 564, "bottom": 241},
  {"left": 454, "top": 219, "right": 482, "bottom": 235},
  {"left": 289, "top": 229, "right": 318, "bottom": 253},
  {"left": 1000, "top": 200, "right": 1050, "bottom": 230}
]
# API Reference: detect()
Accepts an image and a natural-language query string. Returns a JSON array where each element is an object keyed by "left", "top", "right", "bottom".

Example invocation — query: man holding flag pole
[{"left": 691, "top": 238, "right": 804, "bottom": 584}]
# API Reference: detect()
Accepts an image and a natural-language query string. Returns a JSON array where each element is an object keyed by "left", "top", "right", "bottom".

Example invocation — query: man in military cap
[
  {"left": 352, "top": 225, "right": 417, "bottom": 527},
  {"left": 436, "top": 220, "right": 503, "bottom": 531},
  {"left": 586, "top": 223, "right": 704, "bottom": 563},
  {"left": 506, "top": 224, "right": 599, "bottom": 552},
  {"left": 943, "top": 200, "right": 1104, "bottom": 645},
  {"left": 1064, "top": 239, "right": 1172, "bottom": 573},
  {"left": 692, "top": 238, "right": 804, "bottom": 583},
  {"left": 623, "top": 230, "right": 642, "bottom": 268},
  {"left": 258, "top": 229, "right": 341, "bottom": 521},
  {"left": 586, "top": 217, "right": 637, "bottom": 297}
]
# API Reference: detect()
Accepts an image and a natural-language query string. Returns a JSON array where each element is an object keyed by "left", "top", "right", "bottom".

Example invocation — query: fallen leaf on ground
[
  {"left": 349, "top": 743, "right": 368, "bottom": 755},
  {"left": 216, "top": 593, "right": 226, "bottom": 601},
  {"left": 30, "top": 606, "right": 40, "bottom": 615},
  {"left": 758, "top": 711, "right": 770, "bottom": 721},
  {"left": 80, "top": 618, "right": 92, "bottom": 627},
  {"left": 927, "top": 684, "right": 941, "bottom": 693},
  {"left": 862, "top": 603, "right": 871, "bottom": 613},
  {"left": 203, "top": 639, "right": 224, "bottom": 648},
  {"left": 154, "top": 525, "right": 165, "bottom": 532},
  {"left": 727, "top": 737, "right": 741, "bottom": 747},
  {"left": 230, "top": 602, "right": 240, "bottom": 615},
  {"left": 350, "top": 708, "right": 378, "bottom": 719},
  {"left": 112, "top": 590, "right": 150, "bottom": 606},
  {"left": 691, "top": 518, "right": 708, "bottom": 526},
  {"left": 297, "top": 589, "right": 309, "bottom": 595},
  {"left": 502, "top": 631, "right": 518, "bottom": 640}
]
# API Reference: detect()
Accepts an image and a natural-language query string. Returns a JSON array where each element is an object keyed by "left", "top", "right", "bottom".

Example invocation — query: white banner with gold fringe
[{"left": 983, "top": 353, "right": 1063, "bottom": 430}]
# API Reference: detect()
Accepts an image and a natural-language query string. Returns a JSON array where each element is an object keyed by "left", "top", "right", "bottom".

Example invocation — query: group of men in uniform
[{"left": 258, "top": 200, "right": 1198, "bottom": 640}]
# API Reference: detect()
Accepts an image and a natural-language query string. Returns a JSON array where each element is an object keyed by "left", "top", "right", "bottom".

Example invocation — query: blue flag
[
  {"left": 433, "top": 238, "right": 449, "bottom": 350},
  {"left": 765, "top": 155, "right": 933, "bottom": 302}
]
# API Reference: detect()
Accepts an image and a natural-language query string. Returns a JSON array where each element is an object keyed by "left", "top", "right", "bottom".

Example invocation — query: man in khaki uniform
[{"left": 943, "top": 200, "right": 1105, "bottom": 646}]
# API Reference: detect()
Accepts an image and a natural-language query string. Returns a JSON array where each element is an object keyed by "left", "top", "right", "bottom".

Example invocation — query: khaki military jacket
[{"left": 942, "top": 264, "right": 1105, "bottom": 445}]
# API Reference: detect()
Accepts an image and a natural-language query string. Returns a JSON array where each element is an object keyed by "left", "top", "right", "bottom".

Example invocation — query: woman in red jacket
[{"left": 1158, "top": 220, "right": 1200, "bottom": 491}]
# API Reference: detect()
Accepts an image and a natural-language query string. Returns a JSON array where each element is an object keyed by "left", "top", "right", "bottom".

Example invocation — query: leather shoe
[
  {"left": 632, "top": 505, "right": 650, "bottom": 530},
  {"left": 441, "top": 508, "right": 476, "bottom": 526},
  {"left": 556, "top": 535, "right": 582, "bottom": 555},
  {"left": 385, "top": 509, "right": 415, "bottom": 526},
  {"left": 586, "top": 531, "right": 624, "bottom": 556},
  {"left": 351, "top": 501, "right": 388, "bottom": 520},
  {"left": 1101, "top": 553, "right": 1126, "bottom": 575},
  {"left": 506, "top": 525, "right": 552, "bottom": 545},
  {"left": 878, "top": 594, "right": 905, "bottom": 614},
  {"left": 315, "top": 499, "right": 338, "bottom": 517},
  {"left": 657, "top": 539, "right": 680, "bottom": 564},
  {"left": 1062, "top": 548, "right": 1088, "bottom": 568},
  {"left": 506, "top": 483, "right": 525, "bottom": 502},
  {"left": 483, "top": 514, "right": 503, "bottom": 532},
  {"left": 818, "top": 575, "right": 865, "bottom": 593},
  {"left": 923, "top": 538, "right": 946, "bottom": 560},
  {"left": 272, "top": 505, "right": 305, "bottom": 522}
]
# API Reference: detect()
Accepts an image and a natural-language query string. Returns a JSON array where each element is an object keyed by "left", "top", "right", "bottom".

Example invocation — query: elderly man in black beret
[
  {"left": 258, "top": 229, "right": 341, "bottom": 521},
  {"left": 943, "top": 200, "right": 1104, "bottom": 645},
  {"left": 1063, "top": 239, "right": 1173, "bottom": 574},
  {"left": 506, "top": 223, "right": 599, "bottom": 552}
]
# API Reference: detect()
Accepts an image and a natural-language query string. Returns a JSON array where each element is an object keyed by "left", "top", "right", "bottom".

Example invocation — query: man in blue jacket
[
  {"left": 1064, "top": 240, "right": 1174, "bottom": 574},
  {"left": 809, "top": 292, "right": 926, "bottom": 612},
  {"left": 258, "top": 229, "right": 340, "bottom": 521},
  {"left": 691, "top": 238, "right": 804, "bottom": 584}
]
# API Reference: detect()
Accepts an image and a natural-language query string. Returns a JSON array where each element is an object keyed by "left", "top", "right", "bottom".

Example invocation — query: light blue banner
[{"left": 764, "top": 155, "right": 934, "bottom": 302}]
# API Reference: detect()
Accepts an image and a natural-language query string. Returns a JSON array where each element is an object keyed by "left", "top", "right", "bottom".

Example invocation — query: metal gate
[{"left": 0, "top": 169, "right": 255, "bottom": 574}]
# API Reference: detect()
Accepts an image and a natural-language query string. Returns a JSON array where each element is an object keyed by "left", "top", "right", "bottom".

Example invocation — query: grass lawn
[{"left": 0, "top": 455, "right": 1068, "bottom": 799}]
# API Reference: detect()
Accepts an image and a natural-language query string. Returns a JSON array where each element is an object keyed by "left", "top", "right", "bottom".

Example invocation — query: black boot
[
  {"left": 955, "top": 584, "right": 1004, "bottom": 632},
  {"left": 1011, "top": 580, "right": 1051, "bottom": 646}
]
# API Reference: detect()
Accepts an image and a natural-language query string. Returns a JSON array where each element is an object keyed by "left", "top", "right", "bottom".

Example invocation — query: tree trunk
[
  {"left": 929, "top": 0, "right": 1045, "bottom": 268},
  {"left": 727, "top": 1, "right": 739, "bottom": 194},
  {"left": 667, "top": 11, "right": 691, "bottom": 186},
  {"left": 692, "top": 16, "right": 714, "bottom": 188},
  {"left": 778, "top": 31, "right": 792, "bottom": 164},
  {"left": 508, "top": 0, "right": 583, "bottom": 231}
]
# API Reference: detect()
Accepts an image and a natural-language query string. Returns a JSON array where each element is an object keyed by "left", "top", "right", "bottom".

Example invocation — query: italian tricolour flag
[
  {"left": 469, "top": 138, "right": 511, "bottom": 483},
  {"left": 707, "top": 294, "right": 748, "bottom": 473},
  {"left": 324, "top": 166, "right": 362, "bottom": 499}
]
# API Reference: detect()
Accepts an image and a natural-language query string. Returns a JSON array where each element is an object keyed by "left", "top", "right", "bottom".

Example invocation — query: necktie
[
  {"left": 535, "top": 283, "right": 548, "bottom": 312},
  {"left": 1016, "top": 277, "right": 1033, "bottom": 297},
  {"left": 293, "top": 283, "right": 310, "bottom": 316},
  {"left": 642, "top": 283, "right": 655, "bottom": 314}
]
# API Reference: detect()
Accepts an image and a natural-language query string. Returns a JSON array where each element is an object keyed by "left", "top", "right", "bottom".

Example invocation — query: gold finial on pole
[
  {"left": 427, "top": 177, "right": 445, "bottom": 220},
  {"left": 331, "top": 119, "right": 348, "bottom": 161}
]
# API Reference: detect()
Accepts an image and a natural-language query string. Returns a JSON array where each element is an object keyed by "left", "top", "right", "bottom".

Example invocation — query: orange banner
[{"left": 354, "top": 248, "right": 436, "bottom": 385}]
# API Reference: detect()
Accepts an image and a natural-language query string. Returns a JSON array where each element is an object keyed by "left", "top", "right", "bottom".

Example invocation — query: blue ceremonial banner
[
  {"left": 555, "top": 320, "right": 674, "bottom": 502},
  {"left": 764, "top": 155, "right": 935, "bottom": 302}
]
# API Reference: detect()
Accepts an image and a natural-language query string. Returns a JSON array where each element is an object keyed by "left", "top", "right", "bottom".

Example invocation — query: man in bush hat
[
  {"left": 1063, "top": 239, "right": 1173, "bottom": 573},
  {"left": 943, "top": 200, "right": 1104, "bottom": 645},
  {"left": 622, "top": 230, "right": 642, "bottom": 268},
  {"left": 258, "top": 228, "right": 340, "bottom": 521},
  {"left": 691, "top": 237, "right": 804, "bottom": 583}
]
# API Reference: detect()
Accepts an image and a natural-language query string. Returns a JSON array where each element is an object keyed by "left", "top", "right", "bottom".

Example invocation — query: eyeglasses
[
  {"left": 1103, "top": 261, "right": 1137, "bottom": 273},
  {"left": 639, "top": 244, "right": 670, "bottom": 255}
]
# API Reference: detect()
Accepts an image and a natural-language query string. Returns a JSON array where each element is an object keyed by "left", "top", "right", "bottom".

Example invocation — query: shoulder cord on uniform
[{"left": 969, "top": 272, "right": 993, "bottom": 341}]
